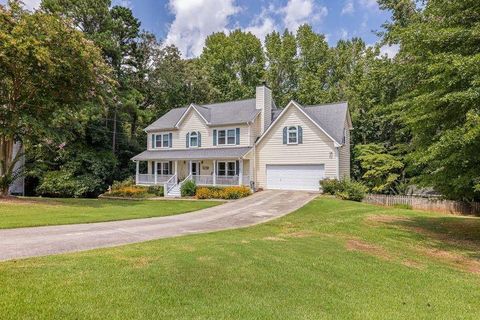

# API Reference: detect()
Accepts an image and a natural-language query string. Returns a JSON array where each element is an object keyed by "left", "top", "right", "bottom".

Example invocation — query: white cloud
[
  {"left": 245, "top": 5, "right": 278, "bottom": 43},
  {"left": 165, "top": 0, "right": 240, "bottom": 58},
  {"left": 379, "top": 44, "right": 400, "bottom": 58},
  {"left": 341, "top": 0, "right": 354, "bottom": 15},
  {"left": 282, "top": 0, "right": 328, "bottom": 33}
]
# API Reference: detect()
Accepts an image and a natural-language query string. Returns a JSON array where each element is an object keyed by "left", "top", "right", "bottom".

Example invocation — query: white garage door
[{"left": 266, "top": 164, "right": 325, "bottom": 191}]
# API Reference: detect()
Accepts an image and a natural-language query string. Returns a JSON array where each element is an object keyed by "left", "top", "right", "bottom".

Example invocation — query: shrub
[
  {"left": 335, "top": 180, "right": 368, "bottom": 202},
  {"left": 37, "top": 170, "right": 102, "bottom": 198},
  {"left": 195, "top": 186, "right": 251, "bottom": 199},
  {"left": 319, "top": 178, "right": 367, "bottom": 202},
  {"left": 111, "top": 177, "right": 135, "bottom": 191},
  {"left": 181, "top": 179, "right": 197, "bottom": 197},
  {"left": 147, "top": 185, "right": 164, "bottom": 197},
  {"left": 108, "top": 186, "right": 149, "bottom": 198},
  {"left": 320, "top": 179, "right": 342, "bottom": 195}
]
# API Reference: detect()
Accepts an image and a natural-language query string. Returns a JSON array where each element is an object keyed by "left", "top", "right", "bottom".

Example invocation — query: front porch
[{"left": 135, "top": 159, "right": 252, "bottom": 187}]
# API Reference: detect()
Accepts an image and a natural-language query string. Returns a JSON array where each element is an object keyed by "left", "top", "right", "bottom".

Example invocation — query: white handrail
[
  {"left": 165, "top": 174, "right": 177, "bottom": 194},
  {"left": 180, "top": 173, "right": 192, "bottom": 185}
]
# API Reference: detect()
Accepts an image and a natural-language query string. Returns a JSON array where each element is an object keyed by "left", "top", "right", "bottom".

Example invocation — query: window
[
  {"left": 162, "top": 162, "right": 170, "bottom": 175},
  {"left": 153, "top": 133, "right": 170, "bottom": 148},
  {"left": 227, "top": 129, "right": 236, "bottom": 144},
  {"left": 217, "top": 161, "right": 236, "bottom": 176},
  {"left": 218, "top": 162, "right": 226, "bottom": 176},
  {"left": 288, "top": 126, "right": 298, "bottom": 144},
  {"left": 217, "top": 129, "right": 237, "bottom": 145},
  {"left": 156, "top": 162, "right": 171, "bottom": 175},
  {"left": 155, "top": 135, "right": 162, "bottom": 148},
  {"left": 189, "top": 132, "right": 198, "bottom": 147},
  {"left": 227, "top": 162, "right": 236, "bottom": 176},
  {"left": 218, "top": 130, "right": 226, "bottom": 145},
  {"left": 163, "top": 134, "right": 170, "bottom": 148}
]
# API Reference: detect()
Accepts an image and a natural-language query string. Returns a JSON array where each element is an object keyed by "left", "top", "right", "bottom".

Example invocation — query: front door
[{"left": 191, "top": 162, "right": 200, "bottom": 176}]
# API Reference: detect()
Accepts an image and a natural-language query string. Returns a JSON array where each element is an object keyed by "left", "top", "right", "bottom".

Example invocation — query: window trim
[
  {"left": 217, "top": 161, "right": 236, "bottom": 177},
  {"left": 153, "top": 133, "right": 171, "bottom": 149},
  {"left": 189, "top": 131, "right": 199, "bottom": 148},
  {"left": 216, "top": 128, "right": 237, "bottom": 146},
  {"left": 155, "top": 161, "right": 171, "bottom": 175},
  {"left": 287, "top": 126, "right": 299, "bottom": 145}
]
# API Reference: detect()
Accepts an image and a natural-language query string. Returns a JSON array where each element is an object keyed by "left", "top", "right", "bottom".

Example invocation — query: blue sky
[{"left": 5, "top": 0, "right": 394, "bottom": 58}]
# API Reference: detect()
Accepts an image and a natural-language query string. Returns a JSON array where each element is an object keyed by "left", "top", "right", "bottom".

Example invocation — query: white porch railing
[
  {"left": 137, "top": 174, "right": 174, "bottom": 185},
  {"left": 164, "top": 174, "right": 177, "bottom": 194},
  {"left": 192, "top": 175, "right": 250, "bottom": 186}
]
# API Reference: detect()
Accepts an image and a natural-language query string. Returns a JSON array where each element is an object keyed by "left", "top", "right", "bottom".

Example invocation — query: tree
[
  {"left": 295, "top": 24, "right": 331, "bottom": 104},
  {"left": 380, "top": 0, "right": 480, "bottom": 200},
  {"left": 265, "top": 30, "right": 298, "bottom": 107},
  {"left": 0, "top": 1, "right": 111, "bottom": 196},
  {"left": 199, "top": 30, "right": 265, "bottom": 101},
  {"left": 354, "top": 144, "right": 404, "bottom": 194}
]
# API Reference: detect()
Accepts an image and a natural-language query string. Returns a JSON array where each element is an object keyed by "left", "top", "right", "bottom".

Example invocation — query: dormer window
[
  {"left": 288, "top": 126, "right": 298, "bottom": 144},
  {"left": 189, "top": 131, "right": 198, "bottom": 147}
]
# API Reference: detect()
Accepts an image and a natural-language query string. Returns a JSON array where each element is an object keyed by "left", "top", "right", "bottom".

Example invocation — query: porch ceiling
[{"left": 131, "top": 147, "right": 252, "bottom": 161}]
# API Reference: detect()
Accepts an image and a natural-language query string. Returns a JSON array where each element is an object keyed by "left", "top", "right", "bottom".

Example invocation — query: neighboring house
[
  {"left": 8, "top": 141, "right": 25, "bottom": 196},
  {"left": 132, "top": 84, "right": 352, "bottom": 196}
]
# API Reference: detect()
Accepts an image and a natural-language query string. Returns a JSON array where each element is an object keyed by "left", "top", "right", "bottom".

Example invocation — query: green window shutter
[
  {"left": 235, "top": 160, "right": 240, "bottom": 175},
  {"left": 198, "top": 131, "right": 202, "bottom": 147},
  {"left": 236, "top": 128, "right": 240, "bottom": 145},
  {"left": 298, "top": 126, "right": 303, "bottom": 144},
  {"left": 186, "top": 133, "right": 190, "bottom": 148},
  {"left": 169, "top": 133, "right": 173, "bottom": 147},
  {"left": 282, "top": 127, "right": 287, "bottom": 144},
  {"left": 151, "top": 134, "right": 155, "bottom": 148},
  {"left": 213, "top": 129, "right": 217, "bottom": 146}
]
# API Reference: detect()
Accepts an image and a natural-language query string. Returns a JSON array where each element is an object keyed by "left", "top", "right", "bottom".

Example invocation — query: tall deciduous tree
[
  {"left": 0, "top": 1, "right": 111, "bottom": 195},
  {"left": 200, "top": 30, "right": 265, "bottom": 101},
  {"left": 380, "top": 0, "right": 480, "bottom": 200}
]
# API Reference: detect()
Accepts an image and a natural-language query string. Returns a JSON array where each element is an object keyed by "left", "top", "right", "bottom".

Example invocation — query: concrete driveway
[{"left": 0, "top": 190, "right": 316, "bottom": 261}]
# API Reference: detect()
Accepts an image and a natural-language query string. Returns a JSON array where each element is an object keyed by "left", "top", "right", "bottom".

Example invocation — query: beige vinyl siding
[
  {"left": 147, "top": 109, "right": 253, "bottom": 150},
  {"left": 255, "top": 106, "right": 337, "bottom": 189},
  {"left": 338, "top": 118, "right": 351, "bottom": 179}
]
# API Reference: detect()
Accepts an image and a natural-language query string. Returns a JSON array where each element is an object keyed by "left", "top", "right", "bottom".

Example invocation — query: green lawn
[
  {"left": 0, "top": 198, "right": 220, "bottom": 229},
  {"left": 1, "top": 197, "right": 479, "bottom": 319}
]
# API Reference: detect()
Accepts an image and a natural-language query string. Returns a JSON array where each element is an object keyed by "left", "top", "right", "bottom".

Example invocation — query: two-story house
[{"left": 132, "top": 84, "right": 352, "bottom": 197}]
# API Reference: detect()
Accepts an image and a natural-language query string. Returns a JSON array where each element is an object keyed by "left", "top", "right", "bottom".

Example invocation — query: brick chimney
[{"left": 255, "top": 82, "right": 273, "bottom": 134}]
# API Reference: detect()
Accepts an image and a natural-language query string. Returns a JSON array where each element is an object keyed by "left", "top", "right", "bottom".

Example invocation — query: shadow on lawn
[
  {"left": 389, "top": 215, "right": 480, "bottom": 259},
  {"left": 5, "top": 197, "right": 153, "bottom": 208}
]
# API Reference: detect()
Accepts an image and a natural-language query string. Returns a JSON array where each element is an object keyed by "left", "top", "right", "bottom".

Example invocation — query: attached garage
[{"left": 266, "top": 164, "right": 325, "bottom": 191}]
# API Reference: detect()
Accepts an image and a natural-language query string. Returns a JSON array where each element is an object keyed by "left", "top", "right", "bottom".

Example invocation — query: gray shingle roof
[
  {"left": 131, "top": 147, "right": 252, "bottom": 161},
  {"left": 145, "top": 99, "right": 260, "bottom": 131},
  {"left": 302, "top": 102, "right": 348, "bottom": 144}
]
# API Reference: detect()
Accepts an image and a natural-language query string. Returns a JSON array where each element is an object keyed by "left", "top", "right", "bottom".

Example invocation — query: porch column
[
  {"left": 213, "top": 160, "right": 217, "bottom": 186},
  {"left": 238, "top": 159, "right": 243, "bottom": 186},
  {"left": 135, "top": 161, "right": 139, "bottom": 184},
  {"left": 189, "top": 160, "right": 192, "bottom": 176},
  {"left": 154, "top": 161, "right": 158, "bottom": 185},
  {"left": 174, "top": 160, "right": 178, "bottom": 176}
]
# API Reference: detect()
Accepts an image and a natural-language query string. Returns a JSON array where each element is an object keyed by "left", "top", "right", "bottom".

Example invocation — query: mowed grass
[
  {"left": 1, "top": 197, "right": 480, "bottom": 319},
  {"left": 0, "top": 198, "right": 221, "bottom": 229}
]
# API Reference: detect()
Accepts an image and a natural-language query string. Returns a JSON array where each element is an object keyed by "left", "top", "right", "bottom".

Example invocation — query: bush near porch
[
  {"left": 103, "top": 178, "right": 163, "bottom": 198},
  {"left": 196, "top": 186, "right": 251, "bottom": 200}
]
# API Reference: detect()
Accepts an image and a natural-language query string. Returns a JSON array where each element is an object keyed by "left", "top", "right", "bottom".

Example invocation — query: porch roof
[{"left": 131, "top": 147, "right": 252, "bottom": 161}]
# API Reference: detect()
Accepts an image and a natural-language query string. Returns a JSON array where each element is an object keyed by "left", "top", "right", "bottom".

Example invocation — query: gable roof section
[
  {"left": 255, "top": 100, "right": 349, "bottom": 147},
  {"left": 145, "top": 98, "right": 259, "bottom": 132},
  {"left": 303, "top": 101, "right": 349, "bottom": 144}
]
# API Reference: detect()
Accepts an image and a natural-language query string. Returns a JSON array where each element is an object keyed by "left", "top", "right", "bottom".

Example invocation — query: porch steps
[{"left": 166, "top": 185, "right": 181, "bottom": 198}]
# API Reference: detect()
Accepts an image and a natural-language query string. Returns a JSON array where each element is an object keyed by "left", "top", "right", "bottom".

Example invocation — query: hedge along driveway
[{"left": 0, "top": 198, "right": 221, "bottom": 229}]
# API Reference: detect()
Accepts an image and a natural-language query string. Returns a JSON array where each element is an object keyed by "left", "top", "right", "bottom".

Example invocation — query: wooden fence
[{"left": 363, "top": 194, "right": 480, "bottom": 216}]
